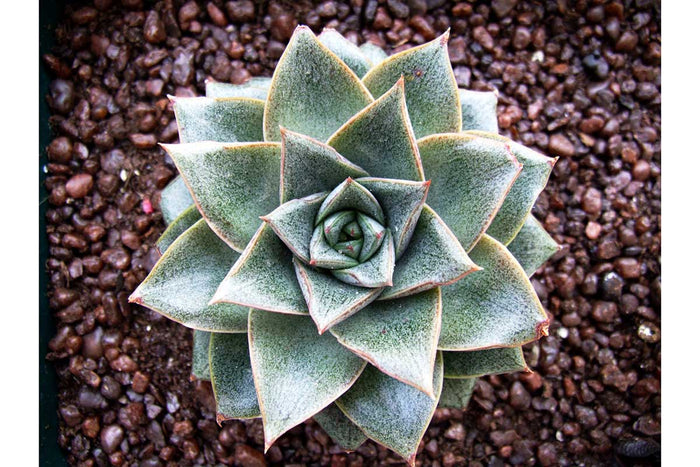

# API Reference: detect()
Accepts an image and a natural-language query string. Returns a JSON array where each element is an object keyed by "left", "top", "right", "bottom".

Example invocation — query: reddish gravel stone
[{"left": 65, "top": 173, "right": 93, "bottom": 198}]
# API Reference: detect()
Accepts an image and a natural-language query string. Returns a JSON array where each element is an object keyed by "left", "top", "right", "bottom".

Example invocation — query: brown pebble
[
  {"left": 110, "top": 354, "right": 138, "bottom": 372},
  {"left": 207, "top": 2, "right": 228, "bottom": 26},
  {"left": 65, "top": 173, "right": 94, "bottom": 198},
  {"left": 143, "top": 11, "right": 166, "bottom": 43},
  {"left": 614, "top": 258, "right": 641, "bottom": 279},
  {"left": 132, "top": 371, "right": 150, "bottom": 393},
  {"left": 234, "top": 444, "right": 266, "bottom": 467},
  {"left": 548, "top": 134, "right": 575, "bottom": 157},
  {"left": 100, "top": 425, "right": 124, "bottom": 454}
]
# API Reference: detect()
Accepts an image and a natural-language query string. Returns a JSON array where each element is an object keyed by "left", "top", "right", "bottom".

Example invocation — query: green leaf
[
  {"left": 248, "top": 310, "right": 367, "bottom": 449},
  {"left": 191, "top": 330, "right": 211, "bottom": 381},
  {"left": 507, "top": 214, "right": 560, "bottom": 277},
  {"left": 160, "top": 176, "right": 194, "bottom": 225},
  {"left": 156, "top": 204, "right": 202, "bottom": 253},
  {"left": 332, "top": 231, "right": 395, "bottom": 288},
  {"left": 210, "top": 332, "right": 261, "bottom": 421},
  {"left": 323, "top": 211, "right": 356, "bottom": 246},
  {"left": 357, "top": 178, "right": 430, "bottom": 258},
  {"left": 467, "top": 131, "right": 557, "bottom": 245},
  {"left": 309, "top": 224, "right": 359, "bottom": 270},
  {"left": 316, "top": 178, "right": 385, "bottom": 225},
  {"left": 444, "top": 347, "right": 528, "bottom": 379},
  {"left": 438, "top": 235, "right": 549, "bottom": 350},
  {"left": 172, "top": 96, "right": 265, "bottom": 143},
  {"left": 328, "top": 78, "right": 424, "bottom": 181},
  {"left": 359, "top": 42, "right": 388, "bottom": 67},
  {"left": 262, "top": 192, "right": 327, "bottom": 264},
  {"left": 314, "top": 403, "right": 367, "bottom": 451},
  {"left": 380, "top": 205, "right": 477, "bottom": 300},
  {"left": 418, "top": 133, "right": 522, "bottom": 252},
  {"left": 438, "top": 378, "right": 476, "bottom": 409},
  {"left": 212, "top": 223, "right": 308, "bottom": 315},
  {"left": 294, "top": 259, "right": 383, "bottom": 333},
  {"left": 163, "top": 141, "right": 281, "bottom": 252},
  {"left": 318, "top": 29, "right": 372, "bottom": 78},
  {"left": 356, "top": 213, "right": 386, "bottom": 262},
  {"left": 362, "top": 32, "right": 461, "bottom": 139},
  {"left": 206, "top": 78, "right": 271, "bottom": 100},
  {"left": 330, "top": 289, "right": 442, "bottom": 396},
  {"left": 264, "top": 26, "right": 373, "bottom": 142},
  {"left": 337, "top": 352, "right": 443, "bottom": 465},
  {"left": 129, "top": 219, "right": 249, "bottom": 332},
  {"left": 459, "top": 89, "right": 498, "bottom": 133},
  {"left": 280, "top": 129, "right": 368, "bottom": 203}
]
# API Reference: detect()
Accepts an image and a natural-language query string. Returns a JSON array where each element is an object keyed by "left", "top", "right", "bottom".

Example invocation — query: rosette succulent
[{"left": 130, "top": 26, "right": 559, "bottom": 464}]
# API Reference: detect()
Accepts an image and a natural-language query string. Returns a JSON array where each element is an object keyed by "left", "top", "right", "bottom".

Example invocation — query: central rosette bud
[{"left": 317, "top": 210, "right": 385, "bottom": 263}]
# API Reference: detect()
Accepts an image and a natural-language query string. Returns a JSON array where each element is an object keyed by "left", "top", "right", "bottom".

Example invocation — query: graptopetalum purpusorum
[{"left": 129, "top": 26, "right": 560, "bottom": 465}]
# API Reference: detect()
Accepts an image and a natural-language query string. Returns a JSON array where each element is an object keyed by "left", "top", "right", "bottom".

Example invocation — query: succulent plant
[{"left": 130, "top": 26, "right": 559, "bottom": 464}]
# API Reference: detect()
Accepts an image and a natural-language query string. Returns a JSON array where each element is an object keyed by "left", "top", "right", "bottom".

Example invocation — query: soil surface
[{"left": 42, "top": 1, "right": 660, "bottom": 466}]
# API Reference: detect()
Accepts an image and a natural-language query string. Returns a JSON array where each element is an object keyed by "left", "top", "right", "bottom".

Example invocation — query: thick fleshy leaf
[
  {"left": 316, "top": 178, "right": 385, "bottom": 225},
  {"left": 335, "top": 239, "right": 363, "bottom": 259},
  {"left": 156, "top": 204, "right": 202, "bottom": 253},
  {"left": 357, "top": 178, "right": 429, "bottom": 258},
  {"left": 418, "top": 134, "right": 522, "bottom": 252},
  {"left": 172, "top": 96, "right": 265, "bottom": 143},
  {"left": 337, "top": 353, "right": 444, "bottom": 465},
  {"left": 444, "top": 347, "right": 528, "bottom": 379},
  {"left": 263, "top": 26, "right": 373, "bottom": 142},
  {"left": 280, "top": 129, "right": 368, "bottom": 203},
  {"left": 438, "top": 378, "right": 476, "bottom": 409},
  {"left": 459, "top": 89, "right": 498, "bottom": 133},
  {"left": 332, "top": 231, "right": 395, "bottom": 288},
  {"left": 212, "top": 223, "right": 308, "bottom": 315},
  {"left": 327, "top": 79, "right": 423, "bottom": 181},
  {"left": 129, "top": 219, "right": 249, "bottom": 332},
  {"left": 248, "top": 310, "right": 367, "bottom": 449},
  {"left": 359, "top": 42, "right": 388, "bottom": 67},
  {"left": 356, "top": 213, "right": 386, "bottom": 262},
  {"left": 324, "top": 211, "right": 357, "bottom": 246},
  {"left": 206, "top": 78, "right": 271, "bottom": 100},
  {"left": 210, "top": 332, "right": 261, "bottom": 422},
  {"left": 438, "top": 235, "right": 549, "bottom": 350},
  {"left": 330, "top": 289, "right": 442, "bottom": 396},
  {"left": 163, "top": 142, "right": 281, "bottom": 252},
  {"left": 191, "top": 330, "right": 211, "bottom": 381},
  {"left": 507, "top": 214, "right": 560, "bottom": 277},
  {"left": 314, "top": 403, "right": 367, "bottom": 451},
  {"left": 467, "top": 131, "right": 557, "bottom": 245},
  {"left": 309, "top": 225, "right": 359, "bottom": 270},
  {"left": 380, "top": 205, "right": 477, "bottom": 300},
  {"left": 362, "top": 32, "right": 460, "bottom": 139},
  {"left": 318, "top": 29, "right": 372, "bottom": 78},
  {"left": 294, "top": 259, "right": 383, "bottom": 333},
  {"left": 262, "top": 192, "right": 327, "bottom": 264},
  {"left": 160, "top": 176, "right": 194, "bottom": 225}
]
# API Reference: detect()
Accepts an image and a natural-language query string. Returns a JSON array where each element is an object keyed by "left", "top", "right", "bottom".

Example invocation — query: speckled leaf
[
  {"left": 328, "top": 78, "right": 423, "bottom": 181},
  {"left": 191, "top": 330, "right": 211, "bottom": 381},
  {"left": 156, "top": 204, "right": 202, "bottom": 253},
  {"left": 362, "top": 32, "right": 460, "bottom": 139},
  {"left": 264, "top": 26, "right": 373, "bottom": 142},
  {"left": 332, "top": 231, "right": 395, "bottom": 288},
  {"left": 163, "top": 142, "right": 281, "bottom": 252},
  {"left": 438, "top": 235, "right": 549, "bottom": 350},
  {"left": 459, "top": 89, "right": 498, "bottom": 133},
  {"left": 467, "top": 131, "right": 557, "bottom": 245},
  {"left": 507, "top": 214, "right": 560, "bottom": 277},
  {"left": 160, "top": 176, "right": 194, "bottom": 225},
  {"left": 309, "top": 225, "right": 359, "bottom": 270},
  {"left": 248, "top": 310, "right": 367, "bottom": 449},
  {"left": 357, "top": 178, "right": 430, "bottom": 258},
  {"left": 314, "top": 403, "right": 367, "bottom": 451},
  {"left": 206, "top": 78, "right": 271, "bottom": 100},
  {"left": 210, "top": 332, "right": 261, "bottom": 421},
  {"left": 356, "top": 213, "right": 386, "bottom": 262},
  {"left": 280, "top": 130, "right": 368, "bottom": 203},
  {"left": 331, "top": 288, "right": 441, "bottom": 396},
  {"left": 318, "top": 29, "right": 372, "bottom": 77},
  {"left": 262, "top": 192, "right": 327, "bottom": 264},
  {"left": 444, "top": 347, "right": 528, "bottom": 379},
  {"left": 359, "top": 42, "right": 388, "bottom": 67},
  {"left": 316, "top": 178, "right": 385, "bottom": 225},
  {"left": 336, "top": 352, "right": 443, "bottom": 465},
  {"left": 129, "top": 219, "right": 249, "bottom": 332},
  {"left": 438, "top": 378, "right": 475, "bottom": 409},
  {"left": 211, "top": 223, "right": 307, "bottom": 315},
  {"left": 324, "top": 211, "right": 357, "bottom": 246},
  {"left": 418, "top": 134, "right": 522, "bottom": 252},
  {"left": 173, "top": 96, "right": 264, "bottom": 143},
  {"left": 294, "top": 259, "right": 383, "bottom": 333},
  {"left": 379, "top": 205, "right": 477, "bottom": 300}
]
